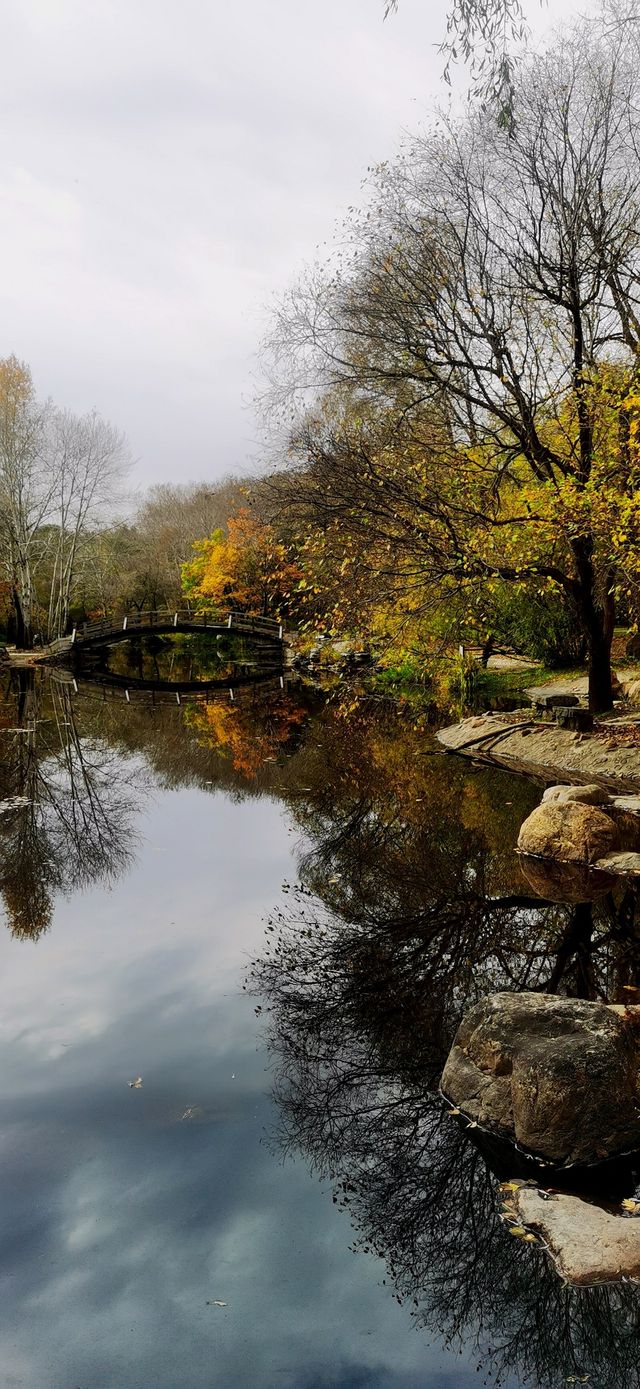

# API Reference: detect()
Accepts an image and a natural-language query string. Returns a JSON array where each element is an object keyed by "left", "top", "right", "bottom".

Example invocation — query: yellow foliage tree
[{"left": 182, "top": 508, "right": 302, "bottom": 618}]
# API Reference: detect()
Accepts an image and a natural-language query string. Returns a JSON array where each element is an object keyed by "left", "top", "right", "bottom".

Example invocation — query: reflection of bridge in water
[{"left": 50, "top": 670, "right": 296, "bottom": 708}]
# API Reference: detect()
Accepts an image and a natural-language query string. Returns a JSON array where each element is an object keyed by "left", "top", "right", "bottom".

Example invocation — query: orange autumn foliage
[
  {"left": 182, "top": 509, "right": 302, "bottom": 618},
  {"left": 186, "top": 696, "right": 307, "bottom": 780}
]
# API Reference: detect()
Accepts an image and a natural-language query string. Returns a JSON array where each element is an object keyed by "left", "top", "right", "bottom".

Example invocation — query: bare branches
[
  {"left": 382, "top": 0, "right": 529, "bottom": 110},
  {"left": 0, "top": 356, "right": 130, "bottom": 644}
]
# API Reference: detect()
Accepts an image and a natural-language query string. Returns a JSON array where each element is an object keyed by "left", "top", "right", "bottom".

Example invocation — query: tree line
[
  {"left": 0, "top": 355, "right": 258, "bottom": 646},
  {"left": 175, "top": 1, "right": 640, "bottom": 715}
]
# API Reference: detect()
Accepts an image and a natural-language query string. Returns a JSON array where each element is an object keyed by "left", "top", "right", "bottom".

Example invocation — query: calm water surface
[{"left": 0, "top": 663, "right": 638, "bottom": 1388}]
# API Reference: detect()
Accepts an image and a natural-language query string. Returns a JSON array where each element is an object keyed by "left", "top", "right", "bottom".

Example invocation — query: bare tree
[
  {"left": 0, "top": 356, "right": 129, "bottom": 645},
  {"left": 46, "top": 409, "right": 129, "bottom": 638}
]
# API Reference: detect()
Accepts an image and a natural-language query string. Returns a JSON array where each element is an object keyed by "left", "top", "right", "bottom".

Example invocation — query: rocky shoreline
[{"left": 437, "top": 711, "right": 640, "bottom": 789}]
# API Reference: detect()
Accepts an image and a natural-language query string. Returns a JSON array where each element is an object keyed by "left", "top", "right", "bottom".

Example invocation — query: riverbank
[{"left": 437, "top": 708, "right": 640, "bottom": 789}]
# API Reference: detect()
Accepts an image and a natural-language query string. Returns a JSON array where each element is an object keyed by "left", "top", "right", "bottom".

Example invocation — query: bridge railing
[
  {"left": 226, "top": 612, "right": 283, "bottom": 637},
  {"left": 72, "top": 609, "right": 284, "bottom": 643}
]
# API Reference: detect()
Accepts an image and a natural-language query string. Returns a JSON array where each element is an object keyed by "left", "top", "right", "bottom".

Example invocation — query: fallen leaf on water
[
  {"left": 207, "top": 1300, "right": 227, "bottom": 1308},
  {"left": 447, "top": 1108, "right": 461, "bottom": 1117},
  {"left": 499, "top": 1181, "right": 522, "bottom": 1192},
  {"left": 507, "top": 1226, "right": 528, "bottom": 1237},
  {"left": 621, "top": 1198, "right": 640, "bottom": 1213},
  {"left": 128, "top": 1076, "right": 143, "bottom": 1089}
]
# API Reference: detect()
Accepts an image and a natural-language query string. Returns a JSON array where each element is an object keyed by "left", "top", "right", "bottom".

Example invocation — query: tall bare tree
[
  {"left": 46, "top": 409, "right": 128, "bottom": 638},
  {"left": 0, "top": 356, "right": 129, "bottom": 646}
]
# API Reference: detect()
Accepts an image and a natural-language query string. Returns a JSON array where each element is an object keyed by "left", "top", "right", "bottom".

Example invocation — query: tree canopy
[{"left": 265, "top": 7, "right": 640, "bottom": 708}]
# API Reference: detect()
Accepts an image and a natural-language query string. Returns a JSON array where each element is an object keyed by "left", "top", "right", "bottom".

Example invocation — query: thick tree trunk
[
  {"left": 481, "top": 633, "right": 495, "bottom": 668},
  {"left": 587, "top": 620, "right": 614, "bottom": 714},
  {"left": 572, "top": 539, "right": 614, "bottom": 714},
  {"left": 12, "top": 587, "right": 32, "bottom": 650}
]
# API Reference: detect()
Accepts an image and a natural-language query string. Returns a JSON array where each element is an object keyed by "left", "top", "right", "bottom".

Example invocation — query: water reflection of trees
[
  {"left": 2, "top": 671, "right": 640, "bottom": 1378},
  {"left": 0, "top": 670, "right": 318, "bottom": 939},
  {"left": 252, "top": 884, "right": 640, "bottom": 1387},
  {"left": 0, "top": 673, "right": 142, "bottom": 938},
  {"left": 249, "top": 696, "right": 640, "bottom": 1388}
]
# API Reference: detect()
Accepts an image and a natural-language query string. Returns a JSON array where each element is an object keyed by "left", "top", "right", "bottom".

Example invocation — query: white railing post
[
  {"left": 71, "top": 627, "right": 77, "bottom": 644},
  {"left": 122, "top": 616, "right": 128, "bottom": 631},
  {"left": 228, "top": 614, "right": 233, "bottom": 628},
  {"left": 173, "top": 613, "right": 178, "bottom": 627}
]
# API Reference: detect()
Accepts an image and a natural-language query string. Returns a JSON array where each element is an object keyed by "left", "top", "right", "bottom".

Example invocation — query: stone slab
[
  {"left": 510, "top": 1187, "right": 640, "bottom": 1286},
  {"left": 594, "top": 852, "right": 640, "bottom": 876}
]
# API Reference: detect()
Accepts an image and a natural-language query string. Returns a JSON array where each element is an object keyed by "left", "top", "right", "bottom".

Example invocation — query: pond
[{"left": 0, "top": 663, "right": 639, "bottom": 1388}]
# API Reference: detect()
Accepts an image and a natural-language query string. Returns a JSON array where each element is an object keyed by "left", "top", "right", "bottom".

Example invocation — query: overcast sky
[{"left": 3, "top": 0, "right": 582, "bottom": 493}]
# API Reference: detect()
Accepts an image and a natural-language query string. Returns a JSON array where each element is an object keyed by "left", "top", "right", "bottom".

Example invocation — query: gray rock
[
  {"left": 508, "top": 1187, "right": 640, "bottom": 1286},
  {"left": 622, "top": 676, "right": 640, "bottom": 703},
  {"left": 612, "top": 796, "right": 640, "bottom": 816},
  {"left": 594, "top": 852, "right": 640, "bottom": 876},
  {"left": 542, "top": 783, "right": 611, "bottom": 806},
  {"left": 441, "top": 992, "right": 640, "bottom": 1166},
  {"left": 517, "top": 800, "right": 620, "bottom": 864},
  {"left": 554, "top": 708, "right": 594, "bottom": 732},
  {"left": 539, "top": 693, "right": 580, "bottom": 709}
]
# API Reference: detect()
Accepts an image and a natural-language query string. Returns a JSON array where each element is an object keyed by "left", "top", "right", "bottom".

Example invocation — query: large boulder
[
  {"left": 517, "top": 800, "right": 620, "bottom": 864},
  {"left": 441, "top": 992, "right": 640, "bottom": 1166}
]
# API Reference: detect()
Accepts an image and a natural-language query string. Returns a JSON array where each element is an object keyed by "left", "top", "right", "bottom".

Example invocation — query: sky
[{"left": 2, "top": 0, "right": 583, "bottom": 493}]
